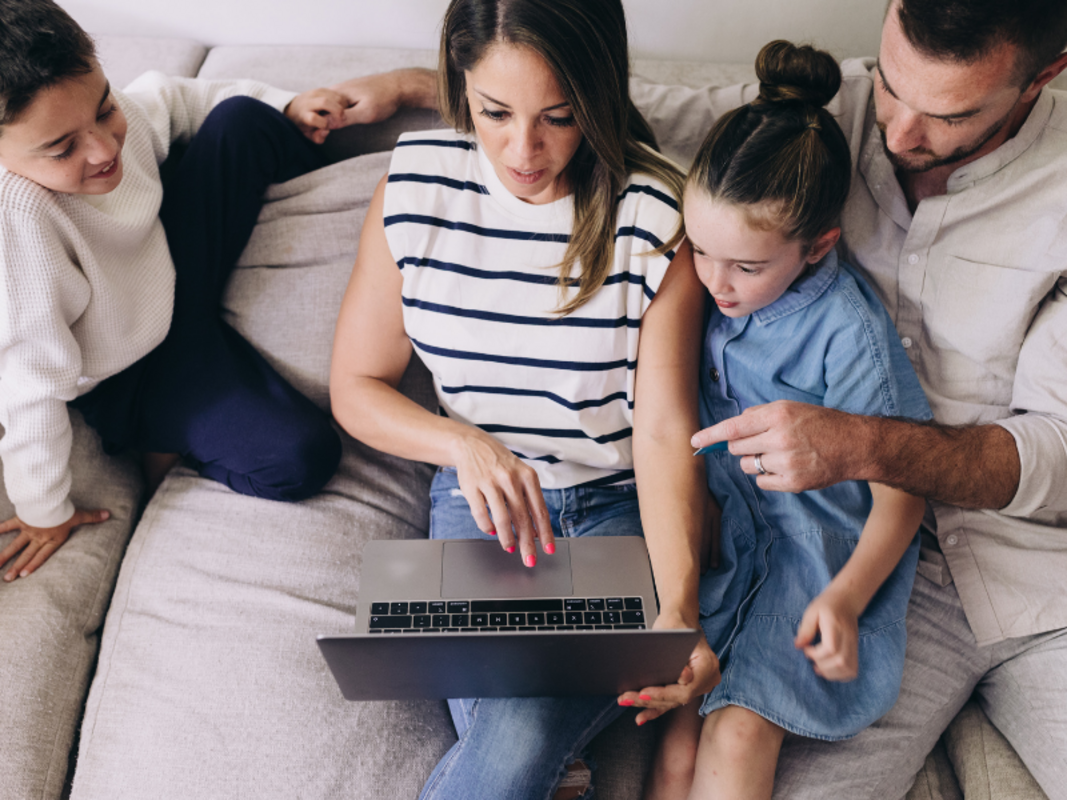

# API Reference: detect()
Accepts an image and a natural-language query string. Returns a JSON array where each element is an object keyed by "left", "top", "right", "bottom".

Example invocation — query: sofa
[{"left": 0, "top": 34, "right": 1053, "bottom": 800}]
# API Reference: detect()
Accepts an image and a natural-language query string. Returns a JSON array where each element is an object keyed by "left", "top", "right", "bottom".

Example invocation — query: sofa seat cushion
[
  {"left": 93, "top": 34, "right": 208, "bottom": 87},
  {"left": 0, "top": 413, "right": 142, "bottom": 800}
]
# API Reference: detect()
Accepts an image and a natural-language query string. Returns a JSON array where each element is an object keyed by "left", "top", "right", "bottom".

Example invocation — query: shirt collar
[{"left": 753, "top": 248, "right": 840, "bottom": 325}]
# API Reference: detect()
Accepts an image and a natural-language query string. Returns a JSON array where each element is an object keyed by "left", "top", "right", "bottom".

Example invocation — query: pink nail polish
[
  {"left": 525, "top": 554, "right": 536, "bottom": 568},
  {"left": 639, "top": 694, "right": 652, "bottom": 701},
  {"left": 619, "top": 698, "right": 633, "bottom": 707},
  {"left": 487, "top": 529, "right": 497, "bottom": 536},
  {"left": 544, "top": 542, "right": 556, "bottom": 555},
  {"left": 507, "top": 545, "right": 516, "bottom": 554},
  {"left": 637, "top": 718, "right": 646, "bottom": 727}
]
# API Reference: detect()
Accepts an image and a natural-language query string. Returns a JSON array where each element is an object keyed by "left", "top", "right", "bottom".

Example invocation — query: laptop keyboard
[{"left": 366, "top": 597, "right": 646, "bottom": 634}]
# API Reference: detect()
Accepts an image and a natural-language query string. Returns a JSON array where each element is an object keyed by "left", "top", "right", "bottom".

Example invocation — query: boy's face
[{"left": 0, "top": 63, "right": 126, "bottom": 195}]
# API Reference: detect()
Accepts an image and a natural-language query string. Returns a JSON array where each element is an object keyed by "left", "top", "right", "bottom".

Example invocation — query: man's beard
[{"left": 878, "top": 112, "right": 1011, "bottom": 173}]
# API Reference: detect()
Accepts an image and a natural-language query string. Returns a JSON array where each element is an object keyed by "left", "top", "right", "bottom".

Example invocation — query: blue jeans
[
  {"left": 419, "top": 467, "right": 643, "bottom": 800},
  {"left": 73, "top": 97, "right": 340, "bottom": 501}
]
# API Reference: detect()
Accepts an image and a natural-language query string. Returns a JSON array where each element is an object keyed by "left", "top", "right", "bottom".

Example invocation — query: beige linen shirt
[{"left": 632, "top": 59, "right": 1067, "bottom": 647}]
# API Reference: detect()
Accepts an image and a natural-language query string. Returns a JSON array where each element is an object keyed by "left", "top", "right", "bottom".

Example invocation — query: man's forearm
[{"left": 857, "top": 416, "right": 1021, "bottom": 510}]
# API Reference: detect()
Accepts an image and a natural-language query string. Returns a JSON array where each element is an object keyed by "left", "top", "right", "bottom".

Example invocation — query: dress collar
[{"left": 752, "top": 249, "right": 840, "bottom": 325}]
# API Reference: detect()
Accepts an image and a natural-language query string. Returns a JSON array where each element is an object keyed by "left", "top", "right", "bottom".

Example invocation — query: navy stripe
[
  {"left": 412, "top": 337, "right": 635, "bottom": 372},
  {"left": 480, "top": 423, "right": 633, "bottom": 445},
  {"left": 403, "top": 297, "right": 640, "bottom": 329},
  {"left": 617, "top": 184, "right": 679, "bottom": 211},
  {"left": 396, "top": 138, "right": 474, "bottom": 151},
  {"left": 385, "top": 214, "right": 571, "bottom": 243},
  {"left": 388, "top": 173, "right": 489, "bottom": 195},
  {"left": 577, "top": 469, "right": 636, "bottom": 488},
  {"left": 511, "top": 450, "right": 563, "bottom": 464},
  {"left": 441, "top": 384, "right": 630, "bottom": 411},
  {"left": 398, "top": 256, "right": 559, "bottom": 285}
]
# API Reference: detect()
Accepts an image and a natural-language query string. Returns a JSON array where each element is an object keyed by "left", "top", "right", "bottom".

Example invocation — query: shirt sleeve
[
  {"left": 0, "top": 211, "right": 83, "bottom": 527},
  {"left": 122, "top": 71, "right": 299, "bottom": 163},
  {"left": 997, "top": 275, "right": 1067, "bottom": 523},
  {"left": 618, "top": 173, "right": 683, "bottom": 313}
]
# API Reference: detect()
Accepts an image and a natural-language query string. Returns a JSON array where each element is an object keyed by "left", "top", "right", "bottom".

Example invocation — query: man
[
  {"left": 363, "top": 1, "right": 1067, "bottom": 795},
  {"left": 647, "top": 1, "right": 1067, "bottom": 797}
]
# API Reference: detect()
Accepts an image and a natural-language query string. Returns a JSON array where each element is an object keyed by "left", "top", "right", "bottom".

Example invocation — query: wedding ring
[{"left": 754, "top": 453, "right": 768, "bottom": 475}]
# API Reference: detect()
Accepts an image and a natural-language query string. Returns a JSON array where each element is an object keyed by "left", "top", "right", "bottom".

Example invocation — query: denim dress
[{"left": 697, "top": 251, "right": 932, "bottom": 740}]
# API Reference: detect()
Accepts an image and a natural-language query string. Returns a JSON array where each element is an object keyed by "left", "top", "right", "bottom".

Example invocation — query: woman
[{"left": 330, "top": 0, "right": 717, "bottom": 796}]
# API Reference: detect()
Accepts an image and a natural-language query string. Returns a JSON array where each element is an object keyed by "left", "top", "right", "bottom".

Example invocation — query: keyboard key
[
  {"left": 556, "top": 625, "right": 574, "bottom": 630},
  {"left": 547, "top": 612, "right": 565, "bottom": 625},
  {"left": 564, "top": 599, "right": 587, "bottom": 612},
  {"left": 519, "top": 626, "right": 535, "bottom": 631},
  {"left": 595, "top": 625, "right": 612, "bottom": 630},
  {"left": 604, "top": 611, "right": 621, "bottom": 624},
  {"left": 390, "top": 602, "right": 409, "bottom": 615},
  {"left": 565, "top": 612, "right": 583, "bottom": 625},
  {"left": 584, "top": 612, "right": 602, "bottom": 625},
  {"left": 432, "top": 614, "right": 450, "bottom": 628},
  {"left": 587, "top": 599, "right": 606, "bottom": 611},
  {"left": 451, "top": 614, "right": 470, "bottom": 626},
  {"left": 471, "top": 599, "right": 563, "bottom": 612},
  {"left": 614, "top": 623, "right": 645, "bottom": 630},
  {"left": 471, "top": 613, "right": 489, "bottom": 626},
  {"left": 413, "top": 615, "right": 432, "bottom": 628},
  {"left": 461, "top": 627, "right": 477, "bottom": 632},
  {"left": 499, "top": 626, "right": 517, "bottom": 631},
  {"left": 429, "top": 601, "right": 446, "bottom": 614},
  {"left": 402, "top": 629, "right": 421, "bottom": 634},
  {"left": 606, "top": 598, "right": 624, "bottom": 610},
  {"left": 576, "top": 625, "right": 593, "bottom": 630},
  {"left": 410, "top": 602, "right": 428, "bottom": 614},
  {"left": 622, "top": 610, "right": 645, "bottom": 624},
  {"left": 369, "top": 629, "right": 382, "bottom": 634},
  {"left": 624, "top": 597, "right": 643, "bottom": 610},
  {"left": 537, "top": 626, "right": 555, "bottom": 631},
  {"left": 528, "top": 612, "right": 545, "bottom": 626},
  {"left": 370, "top": 602, "right": 389, "bottom": 615},
  {"left": 490, "top": 613, "right": 507, "bottom": 626},
  {"left": 370, "top": 615, "right": 412, "bottom": 629},
  {"left": 508, "top": 613, "right": 526, "bottom": 626},
  {"left": 448, "top": 601, "right": 470, "bottom": 614}
]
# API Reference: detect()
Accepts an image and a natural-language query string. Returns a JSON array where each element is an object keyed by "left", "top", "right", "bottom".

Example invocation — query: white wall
[{"left": 61, "top": 0, "right": 886, "bottom": 62}]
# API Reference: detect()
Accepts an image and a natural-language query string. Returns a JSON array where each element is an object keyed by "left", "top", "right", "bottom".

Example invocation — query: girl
[
  {"left": 329, "top": 0, "right": 718, "bottom": 797},
  {"left": 639, "top": 41, "right": 931, "bottom": 800}
]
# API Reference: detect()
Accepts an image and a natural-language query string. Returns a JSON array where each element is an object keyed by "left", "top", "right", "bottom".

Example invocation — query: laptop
[{"left": 317, "top": 536, "right": 700, "bottom": 700}]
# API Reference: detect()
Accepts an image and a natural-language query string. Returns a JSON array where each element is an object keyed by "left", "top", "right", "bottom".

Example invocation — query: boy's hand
[
  {"left": 0, "top": 509, "right": 110, "bottom": 582},
  {"left": 794, "top": 590, "right": 860, "bottom": 681},
  {"left": 329, "top": 68, "right": 438, "bottom": 125},
  {"left": 285, "top": 88, "right": 352, "bottom": 144}
]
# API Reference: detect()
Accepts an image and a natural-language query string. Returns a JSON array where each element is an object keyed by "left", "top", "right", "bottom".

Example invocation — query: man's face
[
  {"left": 874, "top": 4, "right": 1029, "bottom": 174},
  {"left": 0, "top": 63, "right": 126, "bottom": 195}
]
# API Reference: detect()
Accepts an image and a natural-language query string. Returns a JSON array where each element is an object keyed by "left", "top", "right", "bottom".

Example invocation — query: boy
[{"left": 0, "top": 0, "right": 390, "bottom": 581}]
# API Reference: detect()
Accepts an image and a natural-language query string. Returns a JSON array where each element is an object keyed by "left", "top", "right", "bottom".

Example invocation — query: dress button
[
  {"left": 901, "top": 337, "right": 913, "bottom": 349},
  {"left": 908, "top": 254, "right": 919, "bottom": 265},
  {"left": 945, "top": 534, "right": 959, "bottom": 546},
  {"left": 709, "top": 367, "right": 720, "bottom": 383}
]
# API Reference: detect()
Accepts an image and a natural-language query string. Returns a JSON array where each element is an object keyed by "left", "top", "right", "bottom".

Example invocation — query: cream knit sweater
[{"left": 0, "top": 72, "right": 296, "bottom": 528}]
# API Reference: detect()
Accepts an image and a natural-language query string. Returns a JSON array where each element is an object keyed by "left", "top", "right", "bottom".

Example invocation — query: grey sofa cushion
[
  {"left": 198, "top": 45, "right": 444, "bottom": 160},
  {"left": 0, "top": 412, "right": 142, "bottom": 800},
  {"left": 93, "top": 34, "right": 207, "bottom": 87}
]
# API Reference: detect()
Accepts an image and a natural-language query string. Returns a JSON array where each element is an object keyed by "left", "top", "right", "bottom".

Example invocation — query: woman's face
[{"left": 465, "top": 42, "right": 584, "bottom": 205}]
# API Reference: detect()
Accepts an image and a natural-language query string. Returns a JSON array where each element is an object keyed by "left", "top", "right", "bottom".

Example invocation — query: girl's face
[
  {"left": 684, "top": 192, "right": 839, "bottom": 318},
  {"left": 465, "top": 42, "right": 584, "bottom": 205},
  {"left": 0, "top": 63, "right": 126, "bottom": 195}
]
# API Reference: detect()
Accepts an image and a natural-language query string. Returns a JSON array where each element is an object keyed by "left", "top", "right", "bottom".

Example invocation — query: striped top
[{"left": 383, "top": 129, "right": 682, "bottom": 489}]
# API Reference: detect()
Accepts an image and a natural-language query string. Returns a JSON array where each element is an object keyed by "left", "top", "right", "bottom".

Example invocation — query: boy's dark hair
[
  {"left": 896, "top": 0, "right": 1067, "bottom": 86},
  {"left": 0, "top": 0, "right": 96, "bottom": 127},
  {"left": 687, "top": 40, "right": 852, "bottom": 247}
]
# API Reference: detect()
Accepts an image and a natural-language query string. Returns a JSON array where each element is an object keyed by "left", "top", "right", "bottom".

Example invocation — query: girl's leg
[
  {"left": 690, "top": 705, "right": 786, "bottom": 800},
  {"left": 643, "top": 702, "right": 704, "bottom": 800},
  {"left": 133, "top": 96, "right": 339, "bottom": 500}
]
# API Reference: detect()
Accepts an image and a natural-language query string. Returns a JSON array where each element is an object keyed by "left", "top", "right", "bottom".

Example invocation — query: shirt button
[
  {"left": 901, "top": 337, "right": 913, "bottom": 349},
  {"left": 708, "top": 367, "right": 720, "bottom": 383},
  {"left": 945, "top": 534, "right": 959, "bottom": 546},
  {"left": 908, "top": 254, "right": 920, "bottom": 265}
]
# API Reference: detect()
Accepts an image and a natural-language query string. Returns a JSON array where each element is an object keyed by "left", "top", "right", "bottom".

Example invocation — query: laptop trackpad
[{"left": 441, "top": 540, "right": 574, "bottom": 598}]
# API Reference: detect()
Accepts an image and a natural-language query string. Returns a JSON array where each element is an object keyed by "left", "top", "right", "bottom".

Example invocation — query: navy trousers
[{"left": 75, "top": 97, "right": 341, "bottom": 502}]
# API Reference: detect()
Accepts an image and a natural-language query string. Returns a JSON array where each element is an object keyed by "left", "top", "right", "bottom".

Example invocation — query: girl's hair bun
[{"left": 755, "top": 40, "right": 841, "bottom": 108}]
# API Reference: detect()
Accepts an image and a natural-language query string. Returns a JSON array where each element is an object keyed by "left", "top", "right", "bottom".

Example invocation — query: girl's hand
[
  {"left": 451, "top": 431, "right": 555, "bottom": 567},
  {"left": 0, "top": 509, "right": 111, "bottom": 582},
  {"left": 616, "top": 615, "right": 721, "bottom": 725},
  {"left": 794, "top": 590, "right": 860, "bottom": 681}
]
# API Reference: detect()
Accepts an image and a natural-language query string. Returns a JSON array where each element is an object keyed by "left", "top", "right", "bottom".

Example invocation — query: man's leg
[
  {"left": 980, "top": 626, "right": 1067, "bottom": 800},
  {"left": 771, "top": 575, "right": 987, "bottom": 799}
]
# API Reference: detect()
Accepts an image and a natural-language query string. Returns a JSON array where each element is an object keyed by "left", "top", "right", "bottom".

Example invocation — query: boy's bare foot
[{"left": 142, "top": 452, "right": 180, "bottom": 495}]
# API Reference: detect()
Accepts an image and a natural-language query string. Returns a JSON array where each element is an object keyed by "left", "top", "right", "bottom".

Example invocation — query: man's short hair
[
  {"left": 896, "top": 0, "right": 1067, "bottom": 87},
  {"left": 0, "top": 0, "right": 96, "bottom": 127}
]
